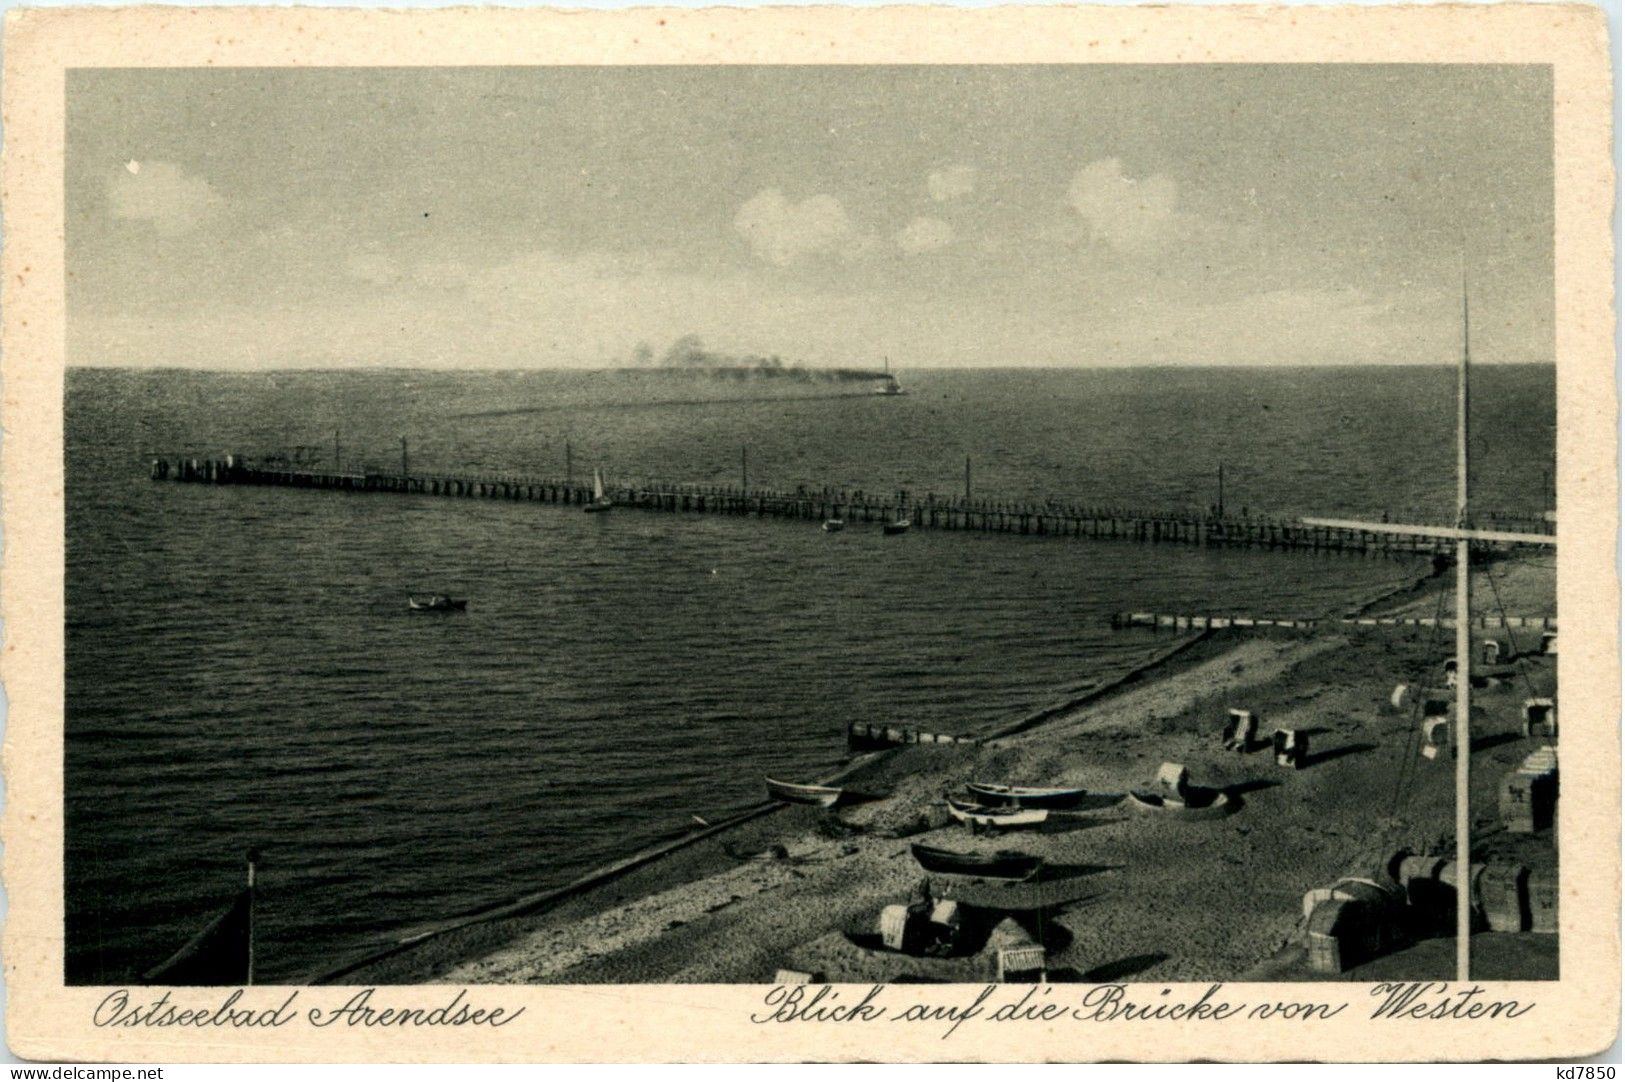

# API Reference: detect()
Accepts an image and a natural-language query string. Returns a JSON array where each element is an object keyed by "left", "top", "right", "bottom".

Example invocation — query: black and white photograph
[
  {"left": 4, "top": 3, "right": 1615, "bottom": 1064},
  {"left": 62, "top": 59, "right": 1566, "bottom": 988}
]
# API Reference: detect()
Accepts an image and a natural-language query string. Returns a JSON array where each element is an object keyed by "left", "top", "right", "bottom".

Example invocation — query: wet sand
[{"left": 344, "top": 557, "right": 1557, "bottom": 985}]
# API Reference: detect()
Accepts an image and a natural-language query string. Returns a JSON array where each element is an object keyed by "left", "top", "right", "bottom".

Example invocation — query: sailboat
[
  {"left": 1304, "top": 268, "right": 1557, "bottom": 980},
  {"left": 583, "top": 467, "right": 614, "bottom": 513}
]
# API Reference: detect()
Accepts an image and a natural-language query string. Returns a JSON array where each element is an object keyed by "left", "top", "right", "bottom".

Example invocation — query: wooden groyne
[
  {"left": 847, "top": 722, "right": 979, "bottom": 751},
  {"left": 149, "top": 454, "right": 1554, "bottom": 559}
]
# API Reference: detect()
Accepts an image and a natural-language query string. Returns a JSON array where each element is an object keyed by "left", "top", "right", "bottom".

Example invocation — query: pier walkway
[{"left": 150, "top": 455, "right": 1554, "bottom": 559}]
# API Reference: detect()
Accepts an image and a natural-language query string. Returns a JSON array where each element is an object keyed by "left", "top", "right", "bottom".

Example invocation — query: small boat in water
[
  {"left": 945, "top": 795, "right": 1048, "bottom": 830},
  {"left": 583, "top": 467, "right": 614, "bottom": 513},
  {"left": 910, "top": 843, "right": 1043, "bottom": 881},
  {"left": 766, "top": 777, "right": 843, "bottom": 808},
  {"left": 966, "top": 782, "right": 1089, "bottom": 810},
  {"left": 822, "top": 518, "right": 846, "bottom": 532},
  {"left": 408, "top": 595, "right": 467, "bottom": 612},
  {"left": 882, "top": 518, "right": 911, "bottom": 535}
]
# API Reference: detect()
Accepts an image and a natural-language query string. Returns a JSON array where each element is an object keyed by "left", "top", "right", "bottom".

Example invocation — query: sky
[{"left": 66, "top": 65, "right": 1554, "bottom": 369}]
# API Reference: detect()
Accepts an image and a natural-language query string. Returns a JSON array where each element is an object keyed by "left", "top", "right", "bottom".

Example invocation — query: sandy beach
[{"left": 342, "top": 556, "right": 1557, "bottom": 985}]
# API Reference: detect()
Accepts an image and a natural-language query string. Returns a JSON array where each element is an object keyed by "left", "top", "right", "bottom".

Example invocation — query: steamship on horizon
[{"left": 874, "top": 357, "right": 905, "bottom": 395}]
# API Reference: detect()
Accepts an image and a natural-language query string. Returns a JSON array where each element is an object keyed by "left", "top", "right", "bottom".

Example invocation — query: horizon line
[{"left": 67, "top": 359, "right": 1559, "bottom": 374}]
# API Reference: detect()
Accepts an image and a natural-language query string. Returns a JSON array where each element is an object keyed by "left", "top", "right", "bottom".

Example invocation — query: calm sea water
[{"left": 65, "top": 365, "right": 1553, "bottom": 983}]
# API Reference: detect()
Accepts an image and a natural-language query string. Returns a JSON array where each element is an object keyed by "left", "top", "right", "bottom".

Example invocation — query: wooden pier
[{"left": 149, "top": 455, "right": 1554, "bottom": 559}]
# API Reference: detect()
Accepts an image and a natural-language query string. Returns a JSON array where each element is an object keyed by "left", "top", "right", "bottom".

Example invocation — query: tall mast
[
  {"left": 1454, "top": 267, "right": 1472, "bottom": 982},
  {"left": 1301, "top": 265, "right": 1557, "bottom": 980}
]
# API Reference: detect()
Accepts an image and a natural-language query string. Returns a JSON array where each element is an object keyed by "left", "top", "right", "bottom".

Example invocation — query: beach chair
[
  {"left": 1528, "top": 868, "right": 1558, "bottom": 933},
  {"left": 927, "top": 900, "right": 965, "bottom": 952},
  {"left": 1155, "top": 762, "right": 1189, "bottom": 801},
  {"left": 1273, "top": 728, "right": 1307, "bottom": 768},
  {"left": 1222, "top": 709, "right": 1257, "bottom": 751},
  {"left": 1421, "top": 717, "right": 1451, "bottom": 759},
  {"left": 1522, "top": 697, "right": 1557, "bottom": 739},
  {"left": 878, "top": 905, "right": 911, "bottom": 951},
  {"left": 995, "top": 945, "right": 1047, "bottom": 983},
  {"left": 1478, "top": 864, "right": 1531, "bottom": 933},
  {"left": 1500, "top": 749, "right": 1557, "bottom": 834}
]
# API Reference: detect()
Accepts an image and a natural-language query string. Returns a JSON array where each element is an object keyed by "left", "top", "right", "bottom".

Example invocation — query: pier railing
[{"left": 148, "top": 455, "right": 1555, "bottom": 559}]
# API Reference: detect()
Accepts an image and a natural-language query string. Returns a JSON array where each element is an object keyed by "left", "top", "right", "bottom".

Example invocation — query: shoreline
[
  {"left": 313, "top": 621, "right": 1237, "bottom": 984},
  {"left": 333, "top": 556, "right": 1555, "bottom": 985}
]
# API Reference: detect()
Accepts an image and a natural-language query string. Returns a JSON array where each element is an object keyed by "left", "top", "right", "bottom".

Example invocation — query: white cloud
[
  {"left": 1066, "top": 158, "right": 1180, "bottom": 254},
  {"left": 733, "top": 189, "right": 865, "bottom": 266},
  {"left": 895, "top": 216, "right": 954, "bottom": 255},
  {"left": 106, "top": 161, "right": 220, "bottom": 234},
  {"left": 927, "top": 165, "right": 978, "bottom": 203}
]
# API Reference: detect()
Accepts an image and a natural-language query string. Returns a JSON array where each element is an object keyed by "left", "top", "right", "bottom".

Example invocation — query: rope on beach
[
  {"left": 1482, "top": 560, "right": 1556, "bottom": 752},
  {"left": 1386, "top": 577, "right": 1452, "bottom": 839}
]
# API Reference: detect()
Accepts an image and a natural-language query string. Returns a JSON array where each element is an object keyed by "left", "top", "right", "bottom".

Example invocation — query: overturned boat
[
  {"left": 1123, "top": 789, "right": 1235, "bottom": 820},
  {"left": 910, "top": 843, "right": 1043, "bottom": 881}
]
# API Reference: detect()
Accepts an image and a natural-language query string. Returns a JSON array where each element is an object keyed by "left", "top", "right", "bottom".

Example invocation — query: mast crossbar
[{"left": 1299, "top": 517, "right": 1556, "bottom": 546}]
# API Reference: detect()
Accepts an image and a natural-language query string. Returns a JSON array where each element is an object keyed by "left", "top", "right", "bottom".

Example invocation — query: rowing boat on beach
[
  {"left": 909, "top": 843, "right": 1043, "bottom": 881},
  {"left": 945, "top": 795, "right": 1048, "bottom": 830},
  {"left": 966, "top": 782, "right": 1089, "bottom": 809},
  {"left": 765, "top": 777, "right": 843, "bottom": 808}
]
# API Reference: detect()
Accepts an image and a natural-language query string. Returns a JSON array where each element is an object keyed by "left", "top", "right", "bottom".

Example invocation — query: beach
[
  {"left": 77, "top": 365, "right": 1531, "bottom": 983},
  {"left": 342, "top": 557, "right": 1556, "bottom": 985}
]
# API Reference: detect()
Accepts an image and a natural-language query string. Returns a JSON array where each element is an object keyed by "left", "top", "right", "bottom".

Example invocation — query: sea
[{"left": 64, "top": 364, "right": 1554, "bottom": 983}]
